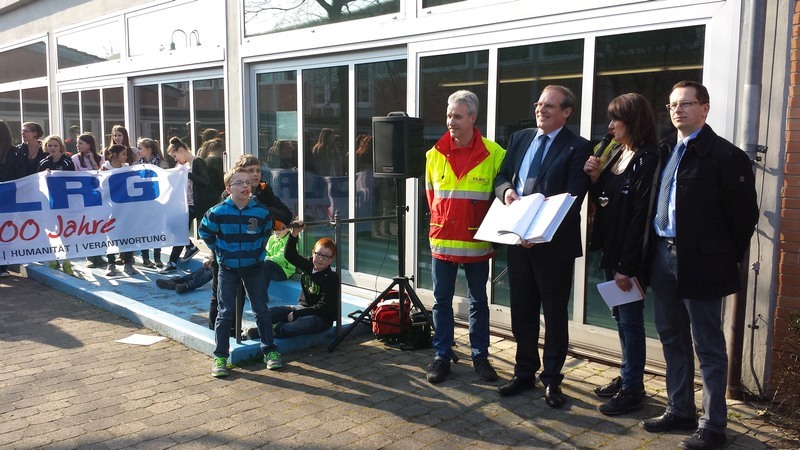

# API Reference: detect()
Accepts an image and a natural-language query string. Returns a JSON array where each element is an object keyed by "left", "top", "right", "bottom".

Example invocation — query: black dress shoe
[
  {"left": 544, "top": 385, "right": 565, "bottom": 408},
  {"left": 679, "top": 428, "right": 726, "bottom": 449},
  {"left": 641, "top": 412, "right": 698, "bottom": 433},
  {"left": 497, "top": 376, "right": 536, "bottom": 397}
]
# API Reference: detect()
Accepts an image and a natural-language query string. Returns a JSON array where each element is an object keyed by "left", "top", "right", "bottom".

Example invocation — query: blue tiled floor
[{"left": 25, "top": 251, "right": 372, "bottom": 364}]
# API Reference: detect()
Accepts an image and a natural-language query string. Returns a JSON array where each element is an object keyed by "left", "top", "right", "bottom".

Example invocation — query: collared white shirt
[
  {"left": 515, "top": 126, "right": 562, "bottom": 195},
  {"left": 655, "top": 128, "right": 701, "bottom": 237}
]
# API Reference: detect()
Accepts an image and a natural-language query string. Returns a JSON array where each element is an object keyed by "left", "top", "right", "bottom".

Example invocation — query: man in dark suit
[
  {"left": 493, "top": 85, "right": 591, "bottom": 408},
  {"left": 640, "top": 81, "right": 757, "bottom": 450}
]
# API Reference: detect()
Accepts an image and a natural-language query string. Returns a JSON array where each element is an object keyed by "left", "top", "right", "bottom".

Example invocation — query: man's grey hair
[{"left": 448, "top": 90, "right": 479, "bottom": 116}]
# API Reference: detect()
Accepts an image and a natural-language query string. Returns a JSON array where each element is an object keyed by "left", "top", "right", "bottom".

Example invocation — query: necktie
[
  {"left": 528, "top": 134, "right": 549, "bottom": 180},
  {"left": 656, "top": 142, "right": 686, "bottom": 232}
]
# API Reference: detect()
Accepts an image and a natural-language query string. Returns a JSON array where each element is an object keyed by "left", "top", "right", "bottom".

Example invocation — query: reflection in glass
[
  {"left": 127, "top": 0, "right": 224, "bottom": 56},
  {"left": 302, "top": 66, "right": 349, "bottom": 267},
  {"left": 417, "top": 50, "right": 488, "bottom": 293},
  {"left": 62, "top": 92, "right": 80, "bottom": 136},
  {"left": 0, "top": 42, "right": 47, "bottom": 84},
  {"left": 244, "top": 0, "right": 400, "bottom": 36},
  {"left": 82, "top": 90, "right": 101, "bottom": 139},
  {"left": 162, "top": 82, "right": 191, "bottom": 150},
  {"left": 353, "top": 60, "right": 407, "bottom": 279},
  {"left": 57, "top": 21, "right": 121, "bottom": 70},
  {"left": 257, "top": 71, "right": 300, "bottom": 228},
  {"left": 103, "top": 88, "right": 125, "bottom": 145},
  {"left": 592, "top": 26, "right": 705, "bottom": 141},
  {"left": 193, "top": 78, "right": 225, "bottom": 149},
  {"left": 134, "top": 85, "right": 161, "bottom": 141},
  {"left": 0, "top": 91, "right": 22, "bottom": 145},
  {"left": 496, "top": 40, "right": 584, "bottom": 148},
  {"left": 22, "top": 88, "right": 50, "bottom": 136},
  {"left": 62, "top": 92, "right": 81, "bottom": 154},
  {"left": 584, "top": 26, "right": 704, "bottom": 336}
]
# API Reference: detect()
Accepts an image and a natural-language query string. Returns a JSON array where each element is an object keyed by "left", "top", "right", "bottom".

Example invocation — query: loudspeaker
[{"left": 372, "top": 112, "right": 425, "bottom": 178}]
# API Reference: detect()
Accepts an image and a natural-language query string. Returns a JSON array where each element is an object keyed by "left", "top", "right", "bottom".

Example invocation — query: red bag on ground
[{"left": 371, "top": 291, "right": 411, "bottom": 337}]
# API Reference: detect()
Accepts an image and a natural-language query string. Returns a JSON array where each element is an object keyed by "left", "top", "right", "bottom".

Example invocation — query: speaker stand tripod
[{"left": 328, "top": 178, "right": 433, "bottom": 352}]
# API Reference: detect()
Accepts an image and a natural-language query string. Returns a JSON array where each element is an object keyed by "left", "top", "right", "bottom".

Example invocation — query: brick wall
[{"left": 774, "top": 0, "right": 800, "bottom": 384}]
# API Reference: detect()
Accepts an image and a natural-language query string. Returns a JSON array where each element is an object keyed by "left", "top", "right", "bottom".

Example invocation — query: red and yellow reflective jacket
[{"left": 425, "top": 128, "right": 506, "bottom": 263}]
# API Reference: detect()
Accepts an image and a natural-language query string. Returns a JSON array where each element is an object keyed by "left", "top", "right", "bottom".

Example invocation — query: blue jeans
[
  {"left": 177, "top": 266, "right": 213, "bottom": 291},
  {"left": 269, "top": 305, "right": 331, "bottom": 337},
  {"left": 264, "top": 260, "right": 288, "bottom": 290},
  {"left": 650, "top": 238, "right": 727, "bottom": 433},
  {"left": 214, "top": 264, "right": 275, "bottom": 357},
  {"left": 431, "top": 257, "right": 490, "bottom": 362},
  {"left": 604, "top": 269, "right": 646, "bottom": 392}
]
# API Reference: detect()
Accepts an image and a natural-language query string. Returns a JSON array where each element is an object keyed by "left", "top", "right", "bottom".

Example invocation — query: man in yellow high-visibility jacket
[{"left": 424, "top": 90, "right": 506, "bottom": 384}]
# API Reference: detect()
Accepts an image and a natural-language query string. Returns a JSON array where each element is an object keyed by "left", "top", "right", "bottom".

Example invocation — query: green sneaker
[
  {"left": 62, "top": 261, "right": 74, "bottom": 276},
  {"left": 265, "top": 351, "right": 283, "bottom": 370},
  {"left": 211, "top": 357, "right": 229, "bottom": 377}
]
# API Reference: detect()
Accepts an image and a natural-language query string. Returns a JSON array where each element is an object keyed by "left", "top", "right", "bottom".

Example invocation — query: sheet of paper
[
  {"left": 116, "top": 334, "right": 166, "bottom": 346},
  {"left": 596, "top": 277, "right": 645, "bottom": 308}
]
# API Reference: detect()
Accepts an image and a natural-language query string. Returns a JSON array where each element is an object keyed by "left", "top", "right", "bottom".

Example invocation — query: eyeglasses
[
  {"left": 534, "top": 102, "right": 560, "bottom": 111},
  {"left": 229, "top": 180, "right": 254, "bottom": 187},
  {"left": 21, "top": 129, "right": 34, "bottom": 133},
  {"left": 665, "top": 100, "right": 701, "bottom": 111},
  {"left": 313, "top": 251, "right": 332, "bottom": 261}
]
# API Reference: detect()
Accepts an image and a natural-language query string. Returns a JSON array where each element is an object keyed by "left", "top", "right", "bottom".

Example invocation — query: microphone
[{"left": 594, "top": 133, "right": 614, "bottom": 158}]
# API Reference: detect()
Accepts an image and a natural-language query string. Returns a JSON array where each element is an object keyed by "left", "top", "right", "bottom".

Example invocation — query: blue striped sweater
[{"left": 199, "top": 197, "right": 272, "bottom": 269}]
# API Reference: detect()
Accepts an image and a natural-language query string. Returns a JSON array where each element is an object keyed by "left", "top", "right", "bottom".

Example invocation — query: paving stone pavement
[{"left": 1, "top": 271, "right": 797, "bottom": 449}]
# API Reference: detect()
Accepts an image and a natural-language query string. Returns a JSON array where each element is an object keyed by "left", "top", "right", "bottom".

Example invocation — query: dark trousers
[{"left": 507, "top": 245, "right": 574, "bottom": 387}]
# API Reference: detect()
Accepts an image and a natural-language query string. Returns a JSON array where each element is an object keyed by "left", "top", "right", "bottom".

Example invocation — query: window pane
[
  {"left": 592, "top": 26, "right": 705, "bottom": 141},
  {"left": 62, "top": 91, "right": 81, "bottom": 154},
  {"left": 354, "top": 59, "right": 407, "bottom": 278},
  {"left": 496, "top": 39, "right": 584, "bottom": 147},
  {"left": 0, "top": 91, "right": 22, "bottom": 145},
  {"left": 0, "top": 42, "right": 47, "bottom": 84},
  {"left": 127, "top": 0, "right": 225, "bottom": 57},
  {"left": 103, "top": 87, "right": 125, "bottom": 144},
  {"left": 193, "top": 78, "right": 225, "bottom": 148},
  {"left": 162, "top": 82, "right": 191, "bottom": 149},
  {"left": 492, "top": 40, "right": 584, "bottom": 307},
  {"left": 417, "top": 50, "right": 488, "bottom": 292},
  {"left": 302, "top": 66, "right": 349, "bottom": 267},
  {"left": 81, "top": 90, "right": 101, "bottom": 139},
  {"left": 585, "top": 26, "right": 704, "bottom": 336},
  {"left": 57, "top": 21, "right": 122, "bottom": 70},
  {"left": 22, "top": 87, "right": 50, "bottom": 136},
  {"left": 244, "top": 0, "right": 400, "bottom": 36},
  {"left": 134, "top": 84, "right": 161, "bottom": 141},
  {"left": 257, "top": 71, "right": 300, "bottom": 228}
]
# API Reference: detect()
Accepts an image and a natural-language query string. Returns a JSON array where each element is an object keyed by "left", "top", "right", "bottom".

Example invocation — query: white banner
[{"left": 0, "top": 164, "right": 189, "bottom": 265}]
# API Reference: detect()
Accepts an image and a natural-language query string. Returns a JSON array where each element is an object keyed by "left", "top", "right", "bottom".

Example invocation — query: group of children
[
  {"left": 198, "top": 161, "right": 341, "bottom": 377},
  {"left": 34, "top": 123, "right": 339, "bottom": 378}
]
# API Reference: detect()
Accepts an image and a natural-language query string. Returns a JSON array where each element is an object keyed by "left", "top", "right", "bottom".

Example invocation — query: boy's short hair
[
  {"left": 223, "top": 167, "right": 250, "bottom": 186},
  {"left": 235, "top": 154, "right": 260, "bottom": 168},
  {"left": 314, "top": 237, "right": 337, "bottom": 258}
]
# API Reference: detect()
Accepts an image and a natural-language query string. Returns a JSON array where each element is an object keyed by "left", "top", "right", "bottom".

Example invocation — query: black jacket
[
  {"left": 283, "top": 234, "right": 340, "bottom": 324},
  {"left": 651, "top": 124, "right": 758, "bottom": 298},
  {"left": 589, "top": 143, "right": 659, "bottom": 284}
]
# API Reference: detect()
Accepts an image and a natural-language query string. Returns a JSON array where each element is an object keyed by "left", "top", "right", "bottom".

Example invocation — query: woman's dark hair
[
  {"left": 76, "top": 134, "right": 102, "bottom": 168},
  {"left": 608, "top": 93, "right": 657, "bottom": 149},
  {"left": 105, "top": 144, "right": 127, "bottom": 161},
  {"left": 167, "top": 136, "right": 190, "bottom": 154}
]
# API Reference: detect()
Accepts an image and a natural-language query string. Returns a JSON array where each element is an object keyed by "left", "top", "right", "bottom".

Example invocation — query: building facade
[{"left": 0, "top": 0, "right": 793, "bottom": 397}]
